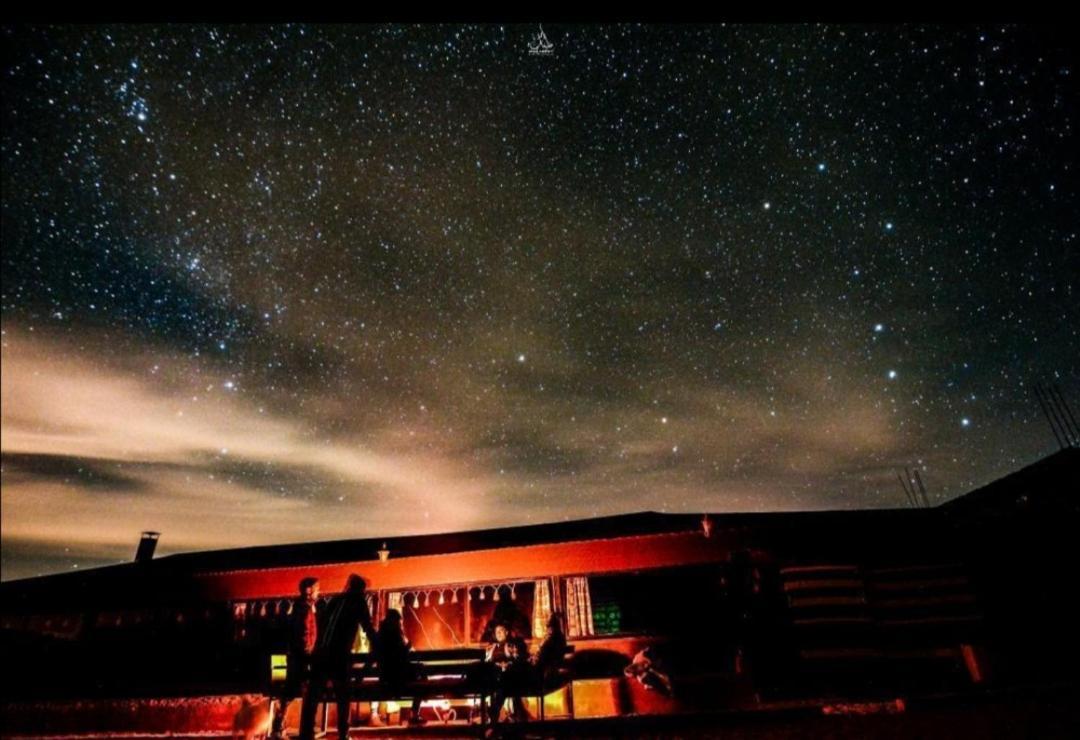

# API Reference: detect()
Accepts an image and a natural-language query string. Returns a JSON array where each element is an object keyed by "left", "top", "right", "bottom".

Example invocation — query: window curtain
[
  {"left": 565, "top": 576, "right": 594, "bottom": 637},
  {"left": 532, "top": 578, "right": 553, "bottom": 638},
  {"left": 388, "top": 591, "right": 404, "bottom": 616}
]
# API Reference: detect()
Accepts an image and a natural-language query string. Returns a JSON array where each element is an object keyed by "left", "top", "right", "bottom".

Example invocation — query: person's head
[
  {"left": 299, "top": 577, "right": 320, "bottom": 604},
  {"left": 493, "top": 622, "right": 508, "bottom": 644},
  {"left": 547, "top": 612, "right": 564, "bottom": 636},
  {"left": 379, "top": 609, "right": 402, "bottom": 635},
  {"left": 345, "top": 573, "right": 367, "bottom": 596}
]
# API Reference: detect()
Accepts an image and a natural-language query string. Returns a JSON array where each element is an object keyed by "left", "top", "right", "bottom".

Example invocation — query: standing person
[
  {"left": 373, "top": 610, "right": 426, "bottom": 726},
  {"left": 300, "top": 575, "right": 377, "bottom": 740},
  {"left": 270, "top": 577, "right": 320, "bottom": 740}
]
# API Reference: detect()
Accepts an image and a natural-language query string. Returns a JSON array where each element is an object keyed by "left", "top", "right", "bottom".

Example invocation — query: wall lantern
[
  {"left": 377, "top": 542, "right": 390, "bottom": 565},
  {"left": 270, "top": 654, "right": 288, "bottom": 683}
]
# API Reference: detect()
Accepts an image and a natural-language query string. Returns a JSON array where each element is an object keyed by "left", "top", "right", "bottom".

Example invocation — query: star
[{"left": 1, "top": 24, "right": 1074, "bottom": 580}]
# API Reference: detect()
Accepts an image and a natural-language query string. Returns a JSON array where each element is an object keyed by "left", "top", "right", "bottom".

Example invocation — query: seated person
[
  {"left": 373, "top": 609, "right": 425, "bottom": 726},
  {"left": 485, "top": 622, "right": 528, "bottom": 723},
  {"left": 507, "top": 634, "right": 530, "bottom": 682},
  {"left": 530, "top": 611, "right": 568, "bottom": 686}
]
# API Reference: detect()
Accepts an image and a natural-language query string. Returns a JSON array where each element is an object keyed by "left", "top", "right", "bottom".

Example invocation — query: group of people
[
  {"left": 270, "top": 574, "right": 385, "bottom": 740},
  {"left": 269, "top": 574, "right": 569, "bottom": 738}
]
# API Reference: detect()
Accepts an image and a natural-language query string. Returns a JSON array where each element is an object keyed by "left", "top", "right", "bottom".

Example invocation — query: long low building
[{"left": 1, "top": 448, "right": 1077, "bottom": 735}]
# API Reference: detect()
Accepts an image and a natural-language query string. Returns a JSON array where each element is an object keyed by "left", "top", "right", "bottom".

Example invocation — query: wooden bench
[
  {"left": 345, "top": 648, "right": 490, "bottom": 724},
  {"left": 274, "top": 645, "right": 577, "bottom": 726},
  {"left": 525, "top": 645, "right": 576, "bottom": 721}
]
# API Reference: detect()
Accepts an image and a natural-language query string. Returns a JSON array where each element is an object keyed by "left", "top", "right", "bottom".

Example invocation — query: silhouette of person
[
  {"left": 531, "top": 611, "right": 568, "bottom": 689},
  {"left": 373, "top": 609, "right": 425, "bottom": 726},
  {"left": 300, "top": 574, "right": 377, "bottom": 740},
  {"left": 270, "top": 577, "right": 319, "bottom": 740}
]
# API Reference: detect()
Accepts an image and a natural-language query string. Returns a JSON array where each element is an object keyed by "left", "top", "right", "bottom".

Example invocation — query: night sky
[{"left": 2, "top": 25, "right": 1078, "bottom": 581}]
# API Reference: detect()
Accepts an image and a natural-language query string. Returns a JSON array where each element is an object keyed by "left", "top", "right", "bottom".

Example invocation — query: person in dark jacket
[
  {"left": 531, "top": 611, "right": 568, "bottom": 690},
  {"left": 299, "top": 574, "right": 377, "bottom": 740},
  {"left": 270, "top": 577, "right": 319, "bottom": 740},
  {"left": 486, "top": 622, "right": 529, "bottom": 723}
]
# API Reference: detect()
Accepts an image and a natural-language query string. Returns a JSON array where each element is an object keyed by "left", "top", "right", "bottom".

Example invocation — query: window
[
  {"left": 391, "top": 581, "right": 540, "bottom": 648},
  {"left": 468, "top": 583, "right": 535, "bottom": 643},
  {"left": 584, "top": 565, "right": 726, "bottom": 636},
  {"left": 400, "top": 588, "right": 468, "bottom": 649}
]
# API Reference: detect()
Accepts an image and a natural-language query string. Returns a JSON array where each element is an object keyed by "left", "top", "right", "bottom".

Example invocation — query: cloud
[
  {"left": 1, "top": 452, "right": 149, "bottom": 493},
  {"left": 1, "top": 318, "right": 915, "bottom": 580},
  {"left": 1, "top": 329, "right": 503, "bottom": 572}
]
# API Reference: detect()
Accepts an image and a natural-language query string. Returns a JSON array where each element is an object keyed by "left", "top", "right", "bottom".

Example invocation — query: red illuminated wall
[{"left": 193, "top": 530, "right": 736, "bottom": 601}]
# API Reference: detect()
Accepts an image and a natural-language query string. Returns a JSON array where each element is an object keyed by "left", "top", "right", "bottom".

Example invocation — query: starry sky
[{"left": 2, "top": 24, "right": 1078, "bottom": 581}]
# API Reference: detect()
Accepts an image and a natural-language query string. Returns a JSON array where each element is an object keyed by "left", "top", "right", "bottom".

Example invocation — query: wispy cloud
[{"left": 1, "top": 324, "right": 926, "bottom": 580}]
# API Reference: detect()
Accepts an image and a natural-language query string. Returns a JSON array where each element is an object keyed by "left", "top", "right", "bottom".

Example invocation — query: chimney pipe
[{"left": 135, "top": 531, "right": 160, "bottom": 563}]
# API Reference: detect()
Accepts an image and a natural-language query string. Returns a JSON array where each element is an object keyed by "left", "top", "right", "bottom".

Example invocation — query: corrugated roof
[{"left": 3, "top": 448, "right": 1074, "bottom": 606}]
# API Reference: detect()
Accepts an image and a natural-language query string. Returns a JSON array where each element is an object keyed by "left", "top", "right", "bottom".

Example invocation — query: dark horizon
[{"left": 3, "top": 24, "right": 1078, "bottom": 581}]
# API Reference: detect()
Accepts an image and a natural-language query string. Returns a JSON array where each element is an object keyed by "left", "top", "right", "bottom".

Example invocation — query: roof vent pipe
[{"left": 135, "top": 531, "right": 160, "bottom": 563}]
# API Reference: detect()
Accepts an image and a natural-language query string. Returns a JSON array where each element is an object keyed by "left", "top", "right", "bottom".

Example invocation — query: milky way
[{"left": 2, "top": 25, "right": 1078, "bottom": 580}]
